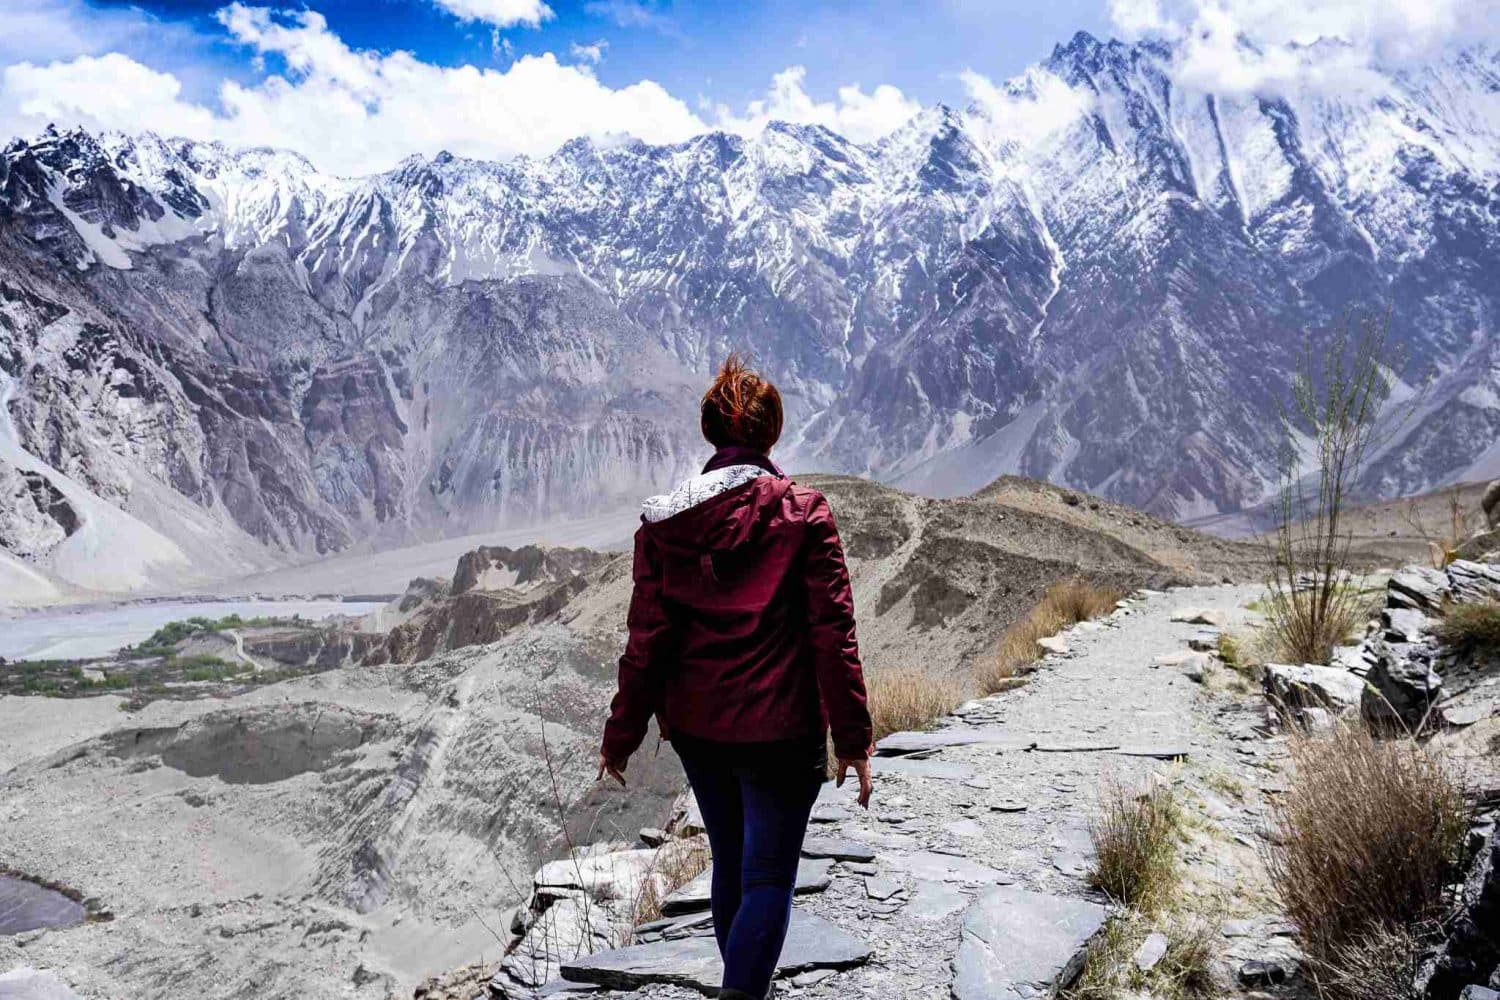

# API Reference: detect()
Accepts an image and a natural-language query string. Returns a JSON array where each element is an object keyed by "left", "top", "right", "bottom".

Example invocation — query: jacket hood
[{"left": 639, "top": 463, "right": 793, "bottom": 556}]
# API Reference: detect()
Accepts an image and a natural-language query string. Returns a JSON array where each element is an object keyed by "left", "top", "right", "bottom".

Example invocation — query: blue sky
[
  {"left": 0, "top": 0, "right": 1488, "bottom": 174},
  {"left": 78, "top": 0, "right": 1110, "bottom": 110}
]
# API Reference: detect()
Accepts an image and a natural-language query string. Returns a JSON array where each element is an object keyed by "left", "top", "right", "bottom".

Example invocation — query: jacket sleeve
[
  {"left": 803, "top": 492, "right": 873, "bottom": 760},
  {"left": 601, "top": 527, "right": 673, "bottom": 766}
]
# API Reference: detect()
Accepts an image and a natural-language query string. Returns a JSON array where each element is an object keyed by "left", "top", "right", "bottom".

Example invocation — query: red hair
[{"left": 701, "top": 354, "right": 783, "bottom": 453}]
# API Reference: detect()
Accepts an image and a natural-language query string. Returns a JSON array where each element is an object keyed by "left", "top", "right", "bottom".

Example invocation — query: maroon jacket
[{"left": 601, "top": 455, "right": 872, "bottom": 765}]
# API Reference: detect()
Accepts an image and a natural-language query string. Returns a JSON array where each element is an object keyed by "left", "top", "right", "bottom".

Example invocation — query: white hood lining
[{"left": 641, "top": 465, "right": 772, "bottom": 523}]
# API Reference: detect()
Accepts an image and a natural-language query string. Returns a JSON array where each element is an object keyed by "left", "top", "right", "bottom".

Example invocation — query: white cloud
[
  {"left": 959, "top": 68, "right": 1092, "bottom": 147},
  {"left": 1108, "top": 0, "right": 1500, "bottom": 95},
  {"left": 0, "top": 3, "right": 934, "bottom": 172},
  {"left": 712, "top": 66, "right": 922, "bottom": 144},
  {"left": 428, "top": 0, "right": 553, "bottom": 29},
  {"left": 569, "top": 39, "right": 608, "bottom": 64},
  {"left": 0, "top": 53, "right": 221, "bottom": 141},
  {"left": 1, "top": 5, "right": 702, "bottom": 174}
]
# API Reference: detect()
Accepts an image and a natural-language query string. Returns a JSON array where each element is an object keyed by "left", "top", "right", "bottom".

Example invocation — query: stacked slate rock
[
  {"left": 1359, "top": 562, "right": 1500, "bottom": 732},
  {"left": 1420, "top": 811, "right": 1500, "bottom": 1000}
]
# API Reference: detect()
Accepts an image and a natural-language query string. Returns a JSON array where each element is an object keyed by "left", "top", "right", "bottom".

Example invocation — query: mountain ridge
[{"left": 2, "top": 33, "right": 1498, "bottom": 594}]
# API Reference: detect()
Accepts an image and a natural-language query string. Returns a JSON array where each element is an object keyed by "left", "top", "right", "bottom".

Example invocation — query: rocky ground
[
  {"left": 426, "top": 585, "right": 1317, "bottom": 1000},
  {"left": 440, "top": 564, "right": 1500, "bottom": 1000}
]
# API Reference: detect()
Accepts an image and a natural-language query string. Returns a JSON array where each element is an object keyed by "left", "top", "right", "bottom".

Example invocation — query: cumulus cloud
[
  {"left": 0, "top": 2, "right": 934, "bottom": 172},
  {"left": 1108, "top": 0, "right": 1500, "bottom": 94},
  {"left": 1, "top": 5, "right": 702, "bottom": 174},
  {"left": 0, "top": 52, "right": 221, "bottom": 140},
  {"left": 428, "top": 0, "right": 553, "bottom": 28},
  {"left": 711, "top": 66, "right": 922, "bottom": 144}
]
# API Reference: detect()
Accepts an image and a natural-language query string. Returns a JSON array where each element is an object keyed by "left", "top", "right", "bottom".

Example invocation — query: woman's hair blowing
[{"left": 701, "top": 354, "right": 783, "bottom": 453}]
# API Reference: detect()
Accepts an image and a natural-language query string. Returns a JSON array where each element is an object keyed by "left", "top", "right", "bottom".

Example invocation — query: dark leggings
[{"left": 673, "top": 735, "right": 825, "bottom": 998}]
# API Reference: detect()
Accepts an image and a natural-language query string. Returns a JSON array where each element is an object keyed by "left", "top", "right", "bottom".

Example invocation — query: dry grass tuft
[
  {"left": 1065, "top": 915, "right": 1218, "bottom": 1000},
  {"left": 866, "top": 668, "right": 961, "bottom": 745},
  {"left": 1267, "top": 722, "right": 1467, "bottom": 998},
  {"left": 1261, "top": 581, "right": 1373, "bottom": 666},
  {"left": 1311, "top": 924, "right": 1426, "bottom": 1000},
  {"left": 1433, "top": 600, "right": 1500, "bottom": 657},
  {"left": 628, "top": 836, "right": 710, "bottom": 934},
  {"left": 977, "top": 578, "right": 1125, "bottom": 695},
  {"left": 1088, "top": 781, "right": 1182, "bottom": 914}
]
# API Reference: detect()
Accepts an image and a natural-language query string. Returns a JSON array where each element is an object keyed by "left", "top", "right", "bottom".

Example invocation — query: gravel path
[{"left": 586, "top": 583, "right": 1301, "bottom": 1000}]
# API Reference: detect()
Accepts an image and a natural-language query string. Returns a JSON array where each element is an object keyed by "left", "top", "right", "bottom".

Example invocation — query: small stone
[
  {"left": 791, "top": 968, "right": 837, "bottom": 987},
  {"left": 1460, "top": 988, "right": 1500, "bottom": 1000},
  {"left": 1188, "top": 630, "right": 1221, "bottom": 651},
  {"left": 1037, "top": 635, "right": 1070, "bottom": 655},
  {"left": 1171, "top": 608, "right": 1229, "bottom": 627},
  {"left": 1238, "top": 959, "right": 1292, "bottom": 986},
  {"left": 847, "top": 862, "right": 879, "bottom": 876},
  {"left": 1132, "top": 933, "right": 1169, "bottom": 972},
  {"left": 865, "top": 876, "right": 902, "bottom": 901}
]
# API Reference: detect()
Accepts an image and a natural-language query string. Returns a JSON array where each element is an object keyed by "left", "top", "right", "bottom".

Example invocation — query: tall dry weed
[{"left": 1267, "top": 722, "right": 1467, "bottom": 999}]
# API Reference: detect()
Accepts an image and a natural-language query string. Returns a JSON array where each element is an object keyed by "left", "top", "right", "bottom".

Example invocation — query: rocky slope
[{"left": 4, "top": 35, "right": 1500, "bottom": 593}]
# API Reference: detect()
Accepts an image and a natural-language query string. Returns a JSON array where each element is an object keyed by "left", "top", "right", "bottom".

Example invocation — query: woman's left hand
[{"left": 596, "top": 755, "right": 627, "bottom": 787}]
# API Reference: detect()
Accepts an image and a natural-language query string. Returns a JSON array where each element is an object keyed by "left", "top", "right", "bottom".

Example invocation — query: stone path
[{"left": 544, "top": 584, "right": 1297, "bottom": 1000}]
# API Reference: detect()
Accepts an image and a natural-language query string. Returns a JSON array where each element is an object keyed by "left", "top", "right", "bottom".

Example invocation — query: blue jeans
[{"left": 673, "top": 734, "right": 825, "bottom": 998}]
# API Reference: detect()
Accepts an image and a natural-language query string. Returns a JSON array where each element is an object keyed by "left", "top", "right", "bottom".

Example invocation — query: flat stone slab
[
  {"left": 801, "top": 837, "right": 877, "bottom": 863},
  {"left": 872, "top": 756, "right": 977, "bottom": 781},
  {"left": 560, "top": 911, "right": 870, "bottom": 995},
  {"left": 952, "top": 886, "right": 1108, "bottom": 999},
  {"left": 662, "top": 859, "right": 832, "bottom": 916},
  {"left": 876, "top": 728, "right": 1033, "bottom": 756},
  {"left": 0, "top": 877, "right": 86, "bottom": 935},
  {"left": 1033, "top": 742, "right": 1121, "bottom": 753}
]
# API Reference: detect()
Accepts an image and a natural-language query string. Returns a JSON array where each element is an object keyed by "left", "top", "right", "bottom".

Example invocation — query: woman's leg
[
  {"left": 719, "top": 766, "right": 821, "bottom": 998},
  {"left": 674, "top": 747, "right": 745, "bottom": 958}
]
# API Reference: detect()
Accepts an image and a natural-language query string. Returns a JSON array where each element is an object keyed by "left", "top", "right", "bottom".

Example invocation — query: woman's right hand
[
  {"left": 836, "top": 755, "right": 873, "bottom": 809},
  {"left": 596, "top": 755, "right": 627, "bottom": 788}
]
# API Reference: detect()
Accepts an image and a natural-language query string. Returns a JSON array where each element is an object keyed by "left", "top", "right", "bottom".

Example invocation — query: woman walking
[{"left": 599, "top": 355, "right": 874, "bottom": 1000}]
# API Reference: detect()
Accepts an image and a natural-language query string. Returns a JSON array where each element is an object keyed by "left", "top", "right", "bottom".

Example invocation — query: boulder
[
  {"left": 1384, "top": 607, "right": 1434, "bottom": 644},
  {"left": 1036, "top": 635, "right": 1070, "bottom": 655},
  {"left": 1484, "top": 480, "right": 1500, "bottom": 529},
  {"left": 1388, "top": 567, "right": 1451, "bottom": 614},
  {"left": 1263, "top": 663, "right": 1365, "bottom": 717},
  {"left": 1422, "top": 825, "right": 1499, "bottom": 999},
  {"left": 1361, "top": 639, "right": 1444, "bottom": 732},
  {"left": 951, "top": 886, "right": 1107, "bottom": 999},
  {"left": 1448, "top": 560, "right": 1500, "bottom": 605}
]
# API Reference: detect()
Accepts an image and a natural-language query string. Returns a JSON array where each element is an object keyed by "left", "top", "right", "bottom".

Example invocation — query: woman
[{"left": 599, "top": 355, "right": 874, "bottom": 1000}]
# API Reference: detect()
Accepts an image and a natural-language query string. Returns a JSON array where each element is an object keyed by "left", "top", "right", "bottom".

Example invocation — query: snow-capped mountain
[{"left": 3, "top": 32, "right": 1499, "bottom": 593}]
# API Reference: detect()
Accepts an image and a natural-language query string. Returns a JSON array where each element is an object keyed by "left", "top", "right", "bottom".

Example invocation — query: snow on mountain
[{"left": 2, "top": 34, "right": 1498, "bottom": 594}]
